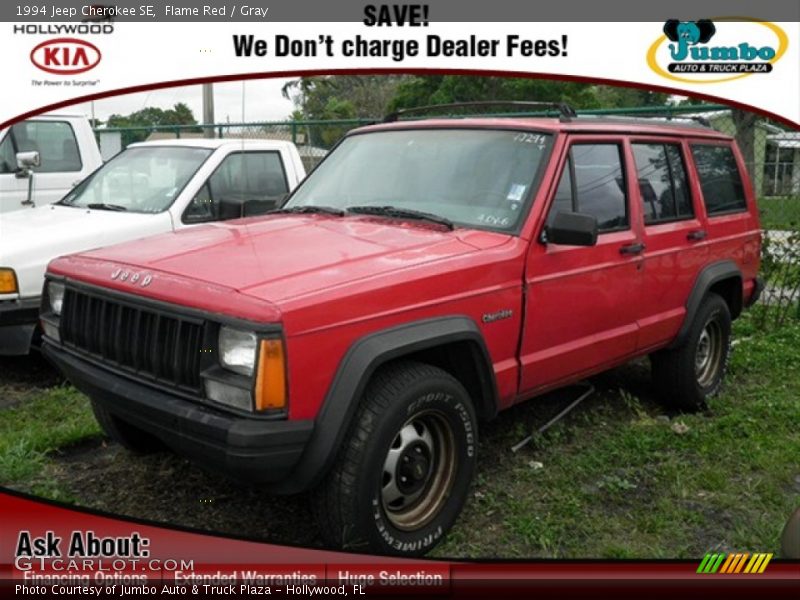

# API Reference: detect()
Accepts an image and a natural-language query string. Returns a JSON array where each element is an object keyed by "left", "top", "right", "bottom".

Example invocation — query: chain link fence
[
  {"left": 95, "top": 118, "right": 372, "bottom": 174},
  {"left": 95, "top": 104, "right": 799, "bottom": 229}
]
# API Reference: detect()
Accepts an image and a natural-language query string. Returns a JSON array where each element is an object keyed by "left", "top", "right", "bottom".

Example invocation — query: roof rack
[
  {"left": 668, "top": 114, "right": 712, "bottom": 128},
  {"left": 571, "top": 114, "right": 714, "bottom": 130},
  {"left": 382, "top": 101, "right": 578, "bottom": 123}
]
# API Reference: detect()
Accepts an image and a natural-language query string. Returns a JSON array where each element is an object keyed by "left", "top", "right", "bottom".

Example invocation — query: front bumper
[
  {"left": 0, "top": 296, "right": 41, "bottom": 355},
  {"left": 42, "top": 341, "right": 313, "bottom": 485}
]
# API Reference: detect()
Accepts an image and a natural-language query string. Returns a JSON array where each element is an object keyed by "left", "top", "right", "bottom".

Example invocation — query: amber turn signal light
[
  {"left": 0, "top": 269, "right": 18, "bottom": 294},
  {"left": 254, "top": 339, "right": 287, "bottom": 411}
]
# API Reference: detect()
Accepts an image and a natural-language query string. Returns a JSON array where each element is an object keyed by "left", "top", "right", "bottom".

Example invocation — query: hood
[
  {"left": 77, "top": 214, "right": 511, "bottom": 303},
  {"left": 0, "top": 204, "right": 172, "bottom": 298}
]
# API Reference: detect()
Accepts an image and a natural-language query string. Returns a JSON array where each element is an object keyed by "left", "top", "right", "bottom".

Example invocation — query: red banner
[{"left": 2, "top": 491, "right": 797, "bottom": 598}]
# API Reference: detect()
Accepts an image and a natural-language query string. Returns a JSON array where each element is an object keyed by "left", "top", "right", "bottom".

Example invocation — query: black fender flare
[
  {"left": 670, "top": 260, "right": 742, "bottom": 348},
  {"left": 274, "top": 315, "right": 498, "bottom": 494}
]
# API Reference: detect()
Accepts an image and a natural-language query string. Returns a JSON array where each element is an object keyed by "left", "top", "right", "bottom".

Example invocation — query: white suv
[{"left": 0, "top": 138, "right": 306, "bottom": 355}]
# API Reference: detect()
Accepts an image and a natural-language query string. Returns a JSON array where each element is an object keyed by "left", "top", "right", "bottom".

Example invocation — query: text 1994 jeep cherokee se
[{"left": 41, "top": 105, "right": 763, "bottom": 556}]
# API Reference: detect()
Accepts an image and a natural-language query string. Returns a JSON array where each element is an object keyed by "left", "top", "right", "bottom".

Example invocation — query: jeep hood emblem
[{"left": 111, "top": 268, "right": 152, "bottom": 287}]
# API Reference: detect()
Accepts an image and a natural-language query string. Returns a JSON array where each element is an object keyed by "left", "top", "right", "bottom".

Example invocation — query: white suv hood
[{"left": 0, "top": 204, "right": 172, "bottom": 298}]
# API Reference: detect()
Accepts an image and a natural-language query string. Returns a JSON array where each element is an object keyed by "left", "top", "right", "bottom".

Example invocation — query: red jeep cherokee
[{"left": 40, "top": 108, "right": 763, "bottom": 556}]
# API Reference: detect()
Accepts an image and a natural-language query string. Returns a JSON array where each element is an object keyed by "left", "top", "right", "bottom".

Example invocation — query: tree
[
  {"left": 731, "top": 108, "right": 758, "bottom": 192},
  {"left": 282, "top": 76, "right": 408, "bottom": 147},
  {"left": 593, "top": 86, "right": 670, "bottom": 109},
  {"left": 388, "top": 76, "right": 676, "bottom": 114},
  {"left": 388, "top": 76, "right": 603, "bottom": 112},
  {"left": 105, "top": 102, "right": 199, "bottom": 147},
  {"left": 282, "top": 75, "right": 407, "bottom": 119}
]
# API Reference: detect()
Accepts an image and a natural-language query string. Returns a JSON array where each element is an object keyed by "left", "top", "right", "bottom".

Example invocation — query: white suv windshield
[
  {"left": 61, "top": 146, "right": 212, "bottom": 213},
  {"left": 286, "top": 129, "right": 552, "bottom": 231}
]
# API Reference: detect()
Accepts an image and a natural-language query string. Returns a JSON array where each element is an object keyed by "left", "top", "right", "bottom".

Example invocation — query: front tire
[
  {"left": 314, "top": 361, "right": 477, "bottom": 556},
  {"left": 651, "top": 293, "right": 732, "bottom": 411},
  {"left": 91, "top": 401, "right": 164, "bottom": 454}
]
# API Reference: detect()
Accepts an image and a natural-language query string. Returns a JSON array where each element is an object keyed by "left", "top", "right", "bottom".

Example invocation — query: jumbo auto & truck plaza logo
[{"left": 647, "top": 18, "right": 788, "bottom": 84}]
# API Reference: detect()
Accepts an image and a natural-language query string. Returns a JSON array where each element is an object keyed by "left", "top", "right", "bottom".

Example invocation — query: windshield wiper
[
  {"left": 268, "top": 205, "right": 345, "bottom": 216},
  {"left": 86, "top": 203, "right": 128, "bottom": 212},
  {"left": 347, "top": 205, "right": 454, "bottom": 230}
]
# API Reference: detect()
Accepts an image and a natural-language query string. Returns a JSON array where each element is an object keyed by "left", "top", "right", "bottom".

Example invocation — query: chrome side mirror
[
  {"left": 16, "top": 150, "right": 40, "bottom": 173},
  {"left": 16, "top": 151, "right": 40, "bottom": 206}
]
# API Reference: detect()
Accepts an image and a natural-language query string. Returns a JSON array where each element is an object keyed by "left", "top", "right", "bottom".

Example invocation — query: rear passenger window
[
  {"left": 632, "top": 143, "right": 694, "bottom": 224},
  {"left": 691, "top": 144, "right": 747, "bottom": 215},
  {"left": 547, "top": 144, "right": 628, "bottom": 232}
]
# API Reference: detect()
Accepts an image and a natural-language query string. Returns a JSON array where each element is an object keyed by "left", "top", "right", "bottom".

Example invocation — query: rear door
[
  {"left": 688, "top": 141, "right": 760, "bottom": 298},
  {"left": 630, "top": 137, "right": 709, "bottom": 350},
  {"left": 520, "top": 135, "right": 644, "bottom": 394}
]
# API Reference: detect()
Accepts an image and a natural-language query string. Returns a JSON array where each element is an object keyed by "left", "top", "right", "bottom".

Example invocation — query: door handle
[
  {"left": 687, "top": 229, "right": 707, "bottom": 241},
  {"left": 620, "top": 243, "right": 645, "bottom": 256}
]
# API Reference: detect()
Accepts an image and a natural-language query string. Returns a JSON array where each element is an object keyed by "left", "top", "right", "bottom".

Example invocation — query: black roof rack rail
[
  {"left": 382, "top": 101, "right": 578, "bottom": 123},
  {"left": 573, "top": 113, "right": 714, "bottom": 130}
]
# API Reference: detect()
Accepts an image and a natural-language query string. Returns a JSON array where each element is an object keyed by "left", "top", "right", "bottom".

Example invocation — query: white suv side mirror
[
  {"left": 16, "top": 150, "right": 40, "bottom": 173},
  {"left": 16, "top": 151, "right": 40, "bottom": 206}
]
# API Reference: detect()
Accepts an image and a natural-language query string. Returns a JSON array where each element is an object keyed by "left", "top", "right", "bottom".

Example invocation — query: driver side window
[
  {"left": 545, "top": 143, "right": 629, "bottom": 233},
  {"left": 183, "top": 151, "right": 289, "bottom": 223},
  {"left": 183, "top": 182, "right": 214, "bottom": 222},
  {"left": 0, "top": 133, "right": 16, "bottom": 174}
]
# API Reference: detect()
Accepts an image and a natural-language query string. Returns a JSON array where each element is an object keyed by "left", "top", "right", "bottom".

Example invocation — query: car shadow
[{"left": 0, "top": 352, "right": 64, "bottom": 409}]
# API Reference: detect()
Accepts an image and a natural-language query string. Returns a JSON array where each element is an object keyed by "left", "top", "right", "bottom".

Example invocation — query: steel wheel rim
[
  {"left": 695, "top": 318, "right": 723, "bottom": 387},
  {"left": 381, "top": 410, "right": 457, "bottom": 531}
]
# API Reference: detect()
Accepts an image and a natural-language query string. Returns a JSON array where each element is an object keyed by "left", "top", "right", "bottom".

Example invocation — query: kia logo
[{"left": 30, "top": 37, "right": 101, "bottom": 75}]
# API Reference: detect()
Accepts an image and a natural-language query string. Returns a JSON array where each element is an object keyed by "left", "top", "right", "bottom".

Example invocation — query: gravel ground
[{"left": 0, "top": 353, "right": 63, "bottom": 409}]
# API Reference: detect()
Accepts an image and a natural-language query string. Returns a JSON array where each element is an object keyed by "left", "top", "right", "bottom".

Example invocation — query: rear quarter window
[{"left": 691, "top": 144, "right": 747, "bottom": 215}]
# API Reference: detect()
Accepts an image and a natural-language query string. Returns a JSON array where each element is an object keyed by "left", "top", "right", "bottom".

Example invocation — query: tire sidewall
[
  {"left": 354, "top": 377, "right": 477, "bottom": 556},
  {"left": 689, "top": 298, "right": 732, "bottom": 400}
]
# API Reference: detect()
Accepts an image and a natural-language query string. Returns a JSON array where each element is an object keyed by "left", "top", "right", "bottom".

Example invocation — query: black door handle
[
  {"left": 620, "top": 243, "right": 645, "bottom": 255},
  {"left": 687, "top": 230, "right": 708, "bottom": 241}
]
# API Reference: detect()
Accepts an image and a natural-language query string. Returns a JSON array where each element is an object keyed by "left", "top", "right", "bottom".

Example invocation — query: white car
[
  {"left": 0, "top": 138, "right": 306, "bottom": 355},
  {"left": 0, "top": 113, "right": 103, "bottom": 213}
]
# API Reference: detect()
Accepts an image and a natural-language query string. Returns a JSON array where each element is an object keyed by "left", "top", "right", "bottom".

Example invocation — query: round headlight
[
  {"left": 48, "top": 281, "right": 65, "bottom": 315},
  {"left": 218, "top": 326, "right": 258, "bottom": 376}
]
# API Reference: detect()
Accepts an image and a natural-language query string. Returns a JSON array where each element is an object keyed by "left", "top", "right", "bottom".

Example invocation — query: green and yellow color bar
[{"left": 697, "top": 552, "right": 773, "bottom": 574}]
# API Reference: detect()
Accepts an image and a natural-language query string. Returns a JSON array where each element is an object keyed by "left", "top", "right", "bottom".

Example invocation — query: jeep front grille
[{"left": 60, "top": 286, "right": 205, "bottom": 392}]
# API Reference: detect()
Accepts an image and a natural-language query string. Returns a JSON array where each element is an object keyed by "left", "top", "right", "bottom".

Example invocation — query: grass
[
  {"left": 433, "top": 315, "right": 800, "bottom": 558},
  {"left": 759, "top": 196, "right": 800, "bottom": 230},
  {"left": 1, "top": 316, "right": 798, "bottom": 558},
  {"left": 0, "top": 386, "right": 100, "bottom": 500}
]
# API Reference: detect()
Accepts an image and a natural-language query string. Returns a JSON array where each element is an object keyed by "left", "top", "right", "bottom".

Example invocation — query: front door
[{"left": 519, "top": 136, "right": 644, "bottom": 395}]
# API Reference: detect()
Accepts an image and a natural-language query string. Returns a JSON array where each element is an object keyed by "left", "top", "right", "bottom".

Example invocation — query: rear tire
[
  {"left": 314, "top": 361, "right": 477, "bottom": 556},
  {"left": 91, "top": 401, "right": 164, "bottom": 454},
  {"left": 651, "top": 293, "right": 731, "bottom": 411}
]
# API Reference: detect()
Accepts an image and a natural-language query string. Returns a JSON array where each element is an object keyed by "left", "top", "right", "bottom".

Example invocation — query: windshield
[
  {"left": 286, "top": 128, "right": 552, "bottom": 231},
  {"left": 60, "top": 146, "right": 213, "bottom": 213}
]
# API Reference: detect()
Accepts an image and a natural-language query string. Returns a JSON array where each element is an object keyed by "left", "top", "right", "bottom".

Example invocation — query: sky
[{"left": 69, "top": 77, "right": 297, "bottom": 125}]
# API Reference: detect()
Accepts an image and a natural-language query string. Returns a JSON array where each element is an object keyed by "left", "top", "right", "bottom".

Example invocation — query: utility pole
[{"left": 202, "top": 83, "right": 215, "bottom": 138}]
